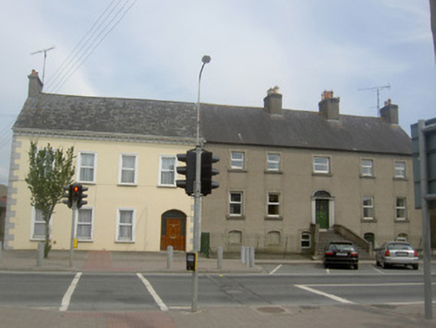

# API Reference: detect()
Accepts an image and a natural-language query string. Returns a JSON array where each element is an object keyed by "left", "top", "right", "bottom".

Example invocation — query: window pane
[
  {"left": 231, "top": 152, "right": 244, "bottom": 169},
  {"left": 122, "top": 156, "right": 135, "bottom": 169},
  {"left": 122, "top": 170, "right": 135, "bottom": 183},
  {"left": 267, "top": 154, "right": 280, "bottom": 171},
  {"left": 395, "top": 162, "right": 405, "bottom": 178},
  {"left": 120, "top": 211, "right": 133, "bottom": 224},
  {"left": 314, "top": 157, "right": 329, "bottom": 173},
  {"left": 160, "top": 157, "right": 175, "bottom": 185}
]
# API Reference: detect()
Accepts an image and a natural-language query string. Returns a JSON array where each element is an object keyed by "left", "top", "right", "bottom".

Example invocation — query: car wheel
[
  {"left": 376, "top": 260, "right": 380, "bottom": 267},
  {"left": 382, "top": 262, "right": 390, "bottom": 269},
  {"left": 323, "top": 263, "right": 328, "bottom": 269},
  {"left": 413, "top": 264, "right": 419, "bottom": 270},
  {"left": 354, "top": 264, "right": 359, "bottom": 270}
]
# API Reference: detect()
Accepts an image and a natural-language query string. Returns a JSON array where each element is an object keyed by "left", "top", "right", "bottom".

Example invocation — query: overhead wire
[{"left": 44, "top": 0, "right": 137, "bottom": 95}]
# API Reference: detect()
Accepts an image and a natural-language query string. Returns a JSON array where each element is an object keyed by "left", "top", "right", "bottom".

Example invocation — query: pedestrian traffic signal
[
  {"left": 176, "top": 149, "right": 196, "bottom": 195},
  {"left": 77, "top": 185, "right": 88, "bottom": 209},
  {"left": 62, "top": 185, "right": 73, "bottom": 208},
  {"left": 201, "top": 150, "right": 219, "bottom": 196}
]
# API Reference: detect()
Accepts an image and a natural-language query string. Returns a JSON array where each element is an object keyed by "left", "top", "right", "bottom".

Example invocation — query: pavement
[{"left": 0, "top": 249, "right": 435, "bottom": 327}]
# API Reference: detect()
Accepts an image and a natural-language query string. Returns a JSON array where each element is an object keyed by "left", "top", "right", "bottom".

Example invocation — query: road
[{"left": 0, "top": 263, "right": 435, "bottom": 312}]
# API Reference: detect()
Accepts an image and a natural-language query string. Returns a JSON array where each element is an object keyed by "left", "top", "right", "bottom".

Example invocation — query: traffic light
[
  {"left": 71, "top": 184, "right": 80, "bottom": 204},
  {"left": 77, "top": 186, "right": 88, "bottom": 209},
  {"left": 176, "top": 149, "right": 196, "bottom": 195},
  {"left": 62, "top": 185, "right": 73, "bottom": 208},
  {"left": 201, "top": 150, "right": 219, "bottom": 196}
]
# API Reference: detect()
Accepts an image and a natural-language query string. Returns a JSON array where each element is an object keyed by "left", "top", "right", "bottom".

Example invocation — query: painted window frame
[
  {"left": 394, "top": 161, "right": 406, "bottom": 178},
  {"left": 229, "top": 191, "right": 243, "bottom": 216},
  {"left": 159, "top": 155, "right": 177, "bottom": 187},
  {"left": 396, "top": 197, "right": 407, "bottom": 221},
  {"left": 230, "top": 151, "right": 245, "bottom": 170},
  {"left": 301, "top": 232, "right": 312, "bottom": 249},
  {"left": 313, "top": 156, "right": 330, "bottom": 174},
  {"left": 267, "top": 153, "right": 280, "bottom": 172},
  {"left": 77, "top": 151, "right": 97, "bottom": 183},
  {"left": 119, "top": 154, "right": 138, "bottom": 185},
  {"left": 116, "top": 208, "right": 136, "bottom": 243},
  {"left": 363, "top": 196, "right": 375, "bottom": 220},
  {"left": 361, "top": 159, "right": 374, "bottom": 177},
  {"left": 76, "top": 207, "right": 94, "bottom": 241},
  {"left": 267, "top": 192, "right": 281, "bottom": 218},
  {"left": 30, "top": 207, "right": 48, "bottom": 241}
]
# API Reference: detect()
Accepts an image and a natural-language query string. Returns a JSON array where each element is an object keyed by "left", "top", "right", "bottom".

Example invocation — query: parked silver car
[{"left": 375, "top": 241, "right": 419, "bottom": 270}]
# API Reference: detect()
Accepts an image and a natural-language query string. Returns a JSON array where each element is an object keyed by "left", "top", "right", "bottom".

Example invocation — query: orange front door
[{"left": 160, "top": 218, "right": 186, "bottom": 251}]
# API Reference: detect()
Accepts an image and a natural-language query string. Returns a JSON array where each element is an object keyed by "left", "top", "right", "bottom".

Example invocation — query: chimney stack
[
  {"left": 264, "top": 86, "right": 283, "bottom": 115},
  {"left": 319, "top": 90, "right": 340, "bottom": 120},
  {"left": 380, "top": 99, "right": 399, "bottom": 124},
  {"left": 28, "top": 69, "right": 43, "bottom": 98}
]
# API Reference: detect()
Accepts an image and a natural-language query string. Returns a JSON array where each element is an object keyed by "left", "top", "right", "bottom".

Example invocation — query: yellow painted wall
[{"left": 8, "top": 134, "right": 194, "bottom": 251}]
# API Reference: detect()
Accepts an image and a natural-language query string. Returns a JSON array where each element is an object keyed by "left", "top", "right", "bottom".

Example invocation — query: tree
[{"left": 25, "top": 141, "right": 75, "bottom": 257}]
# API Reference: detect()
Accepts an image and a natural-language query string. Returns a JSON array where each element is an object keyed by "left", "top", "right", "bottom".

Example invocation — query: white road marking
[
  {"left": 137, "top": 273, "right": 168, "bottom": 312},
  {"left": 60, "top": 272, "right": 82, "bottom": 312},
  {"left": 371, "top": 265, "right": 385, "bottom": 274},
  {"left": 269, "top": 264, "right": 282, "bottom": 275},
  {"left": 326, "top": 268, "right": 330, "bottom": 275},
  {"left": 295, "top": 284, "right": 354, "bottom": 304}
]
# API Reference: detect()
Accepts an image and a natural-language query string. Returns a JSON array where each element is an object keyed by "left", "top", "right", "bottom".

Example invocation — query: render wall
[
  {"left": 202, "top": 143, "right": 421, "bottom": 254},
  {"left": 6, "top": 134, "right": 194, "bottom": 251}
]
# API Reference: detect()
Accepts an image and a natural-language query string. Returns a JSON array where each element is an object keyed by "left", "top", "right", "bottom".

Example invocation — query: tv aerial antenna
[
  {"left": 358, "top": 83, "right": 391, "bottom": 116},
  {"left": 30, "top": 46, "right": 55, "bottom": 84}
]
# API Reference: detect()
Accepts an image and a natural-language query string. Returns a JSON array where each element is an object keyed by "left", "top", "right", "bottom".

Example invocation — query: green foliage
[{"left": 25, "top": 141, "right": 75, "bottom": 257}]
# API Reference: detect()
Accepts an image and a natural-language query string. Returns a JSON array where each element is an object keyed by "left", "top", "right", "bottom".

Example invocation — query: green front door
[{"left": 316, "top": 199, "right": 329, "bottom": 229}]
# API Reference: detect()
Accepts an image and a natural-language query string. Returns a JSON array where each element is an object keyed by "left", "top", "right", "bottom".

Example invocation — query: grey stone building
[{"left": 200, "top": 89, "right": 420, "bottom": 256}]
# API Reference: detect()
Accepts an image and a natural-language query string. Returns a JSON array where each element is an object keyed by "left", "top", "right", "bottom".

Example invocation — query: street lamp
[{"left": 192, "top": 55, "right": 211, "bottom": 312}]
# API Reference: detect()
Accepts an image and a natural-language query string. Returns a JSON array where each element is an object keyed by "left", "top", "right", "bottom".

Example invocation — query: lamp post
[{"left": 192, "top": 55, "right": 211, "bottom": 312}]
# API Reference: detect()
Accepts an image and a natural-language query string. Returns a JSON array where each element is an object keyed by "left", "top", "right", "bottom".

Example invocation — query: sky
[{"left": 0, "top": 0, "right": 435, "bottom": 186}]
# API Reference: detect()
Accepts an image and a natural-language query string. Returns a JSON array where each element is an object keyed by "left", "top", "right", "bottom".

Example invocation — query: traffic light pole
[
  {"left": 192, "top": 144, "right": 202, "bottom": 313},
  {"left": 69, "top": 202, "right": 77, "bottom": 268}
]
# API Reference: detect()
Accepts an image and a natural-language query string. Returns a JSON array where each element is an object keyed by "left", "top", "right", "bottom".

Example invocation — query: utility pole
[{"left": 358, "top": 84, "right": 391, "bottom": 116}]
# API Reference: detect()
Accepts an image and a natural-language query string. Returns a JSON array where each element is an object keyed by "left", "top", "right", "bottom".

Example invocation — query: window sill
[
  {"left": 77, "top": 239, "right": 93, "bottom": 243},
  {"left": 118, "top": 183, "right": 137, "bottom": 187},
  {"left": 265, "top": 216, "right": 283, "bottom": 221},
  {"left": 395, "top": 219, "right": 409, "bottom": 223},
  {"left": 30, "top": 237, "right": 45, "bottom": 242},
  {"left": 115, "top": 240, "right": 135, "bottom": 244},
  {"left": 227, "top": 215, "right": 245, "bottom": 220},
  {"left": 264, "top": 170, "right": 283, "bottom": 175},
  {"left": 228, "top": 169, "right": 247, "bottom": 173},
  {"left": 157, "top": 185, "right": 177, "bottom": 188},
  {"left": 361, "top": 218, "right": 377, "bottom": 223},
  {"left": 393, "top": 177, "right": 408, "bottom": 181},
  {"left": 312, "top": 173, "right": 332, "bottom": 177},
  {"left": 360, "top": 175, "right": 375, "bottom": 179}
]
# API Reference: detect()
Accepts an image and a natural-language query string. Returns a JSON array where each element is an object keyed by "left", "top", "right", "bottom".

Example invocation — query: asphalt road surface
[{"left": 0, "top": 263, "right": 435, "bottom": 312}]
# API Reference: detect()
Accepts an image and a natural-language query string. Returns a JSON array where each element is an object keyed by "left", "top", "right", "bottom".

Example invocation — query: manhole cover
[{"left": 257, "top": 307, "right": 285, "bottom": 314}]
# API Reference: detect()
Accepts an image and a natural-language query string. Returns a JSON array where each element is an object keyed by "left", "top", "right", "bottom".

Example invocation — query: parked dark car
[
  {"left": 323, "top": 241, "right": 359, "bottom": 270},
  {"left": 375, "top": 241, "right": 419, "bottom": 270}
]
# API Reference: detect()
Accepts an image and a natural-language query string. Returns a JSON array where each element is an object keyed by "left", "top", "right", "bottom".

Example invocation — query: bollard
[
  {"left": 167, "top": 245, "right": 173, "bottom": 270},
  {"left": 248, "top": 247, "right": 255, "bottom": 268},
  {"left": 217, "top": 246, "right": 223, "bottom": 269},
  {"left": 245, "top": 246, "right": 250, "bottom": 266},
  {"left": 241, "top": 246, "right": 246, "bottom": 264},
  {"left": 37, "top": 242, "right": 44, "bottom": 267}
]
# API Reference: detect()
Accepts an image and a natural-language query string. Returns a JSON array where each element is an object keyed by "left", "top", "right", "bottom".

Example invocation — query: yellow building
[{"left": 5, "top": 71, "right": 195, "bottom": 252}]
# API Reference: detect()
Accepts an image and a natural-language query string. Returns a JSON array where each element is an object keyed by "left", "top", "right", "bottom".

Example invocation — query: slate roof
[
  {"left": 201, "top": 104, "right": 412, "bottom": 155},
  {"left": 14, "top": 93, "right": 197, "bottom": 140},
  {"left": 14, "top": 92, "right": 412, "bottom": 155}
]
